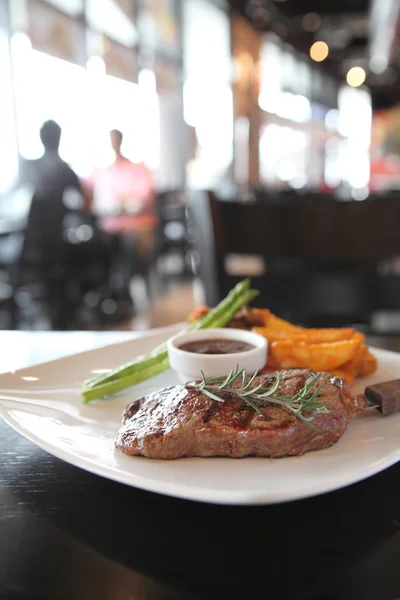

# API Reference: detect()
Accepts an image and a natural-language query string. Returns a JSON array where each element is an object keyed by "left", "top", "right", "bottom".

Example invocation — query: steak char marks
[{"left": 115, "top": 369, "right": 365, "bottom": 459}]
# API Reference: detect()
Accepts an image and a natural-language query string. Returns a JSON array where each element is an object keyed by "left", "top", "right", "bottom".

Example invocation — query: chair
[
  {"left": 189, "top": 191, "right": 400, "bottom": 328},
  {"left": 0, "top": 227, "right": 25, "bottom": 328},
  {"left": 14, "top": 189, "right": 116, "bottom": 329},
  {"left": 189, "top": 190, "right": 303, "bottom": 311},
  {"left": 154, "top": 191, "right": 192, "bottom": 279}
]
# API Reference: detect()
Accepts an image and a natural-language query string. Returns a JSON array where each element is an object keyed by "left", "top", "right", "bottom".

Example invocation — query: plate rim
[{"left": 0, "top": 323, "right": 184, "bottom": 377}]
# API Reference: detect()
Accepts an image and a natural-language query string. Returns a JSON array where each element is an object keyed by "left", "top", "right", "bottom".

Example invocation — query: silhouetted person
[
  {"left": 21, "top": 120, "right": 91, "bottom": 210},
  {"left": 18, "top": 121, "right": 113, "bottom": 329}
]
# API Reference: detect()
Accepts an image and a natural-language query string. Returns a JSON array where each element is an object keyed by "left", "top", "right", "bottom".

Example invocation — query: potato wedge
[
  {"left": 253, "top": 325, "right": 360, "bottom": 343},
  {"left": 264, "top": 312, "right": 306, "bottom": 334},
  {"left": 341, "top": 343, "right": 368, "bottom": 378},
  {"left": 187, "top": 306, "right": 209, "bottom": 323},
  {"left": 357, "top": 349, "right": 378, "bottom": 377},
  {"left": 270, "top": 334, "right": 364, "bottom": 371},
  {"left": 252, "top": 327, "right": 297, "bottom": 342},
  {"left": 290, "top": 328, "right": 360, "bottom": 344},
  {"left": 246, "top": 308, "right": 376, "bottom": 383}
]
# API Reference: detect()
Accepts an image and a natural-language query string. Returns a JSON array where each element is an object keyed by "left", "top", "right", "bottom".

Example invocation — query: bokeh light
[
  {"left": 310, "top": 41, "right": 329, "bottom": 62},
  {"left": 346, "top": 66, "right": 366, "bottom": 87}
]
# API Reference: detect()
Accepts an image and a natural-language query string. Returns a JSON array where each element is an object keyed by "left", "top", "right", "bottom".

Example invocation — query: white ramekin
[{"left": 167, "top": 328, "right": 268, "bottom": 384}]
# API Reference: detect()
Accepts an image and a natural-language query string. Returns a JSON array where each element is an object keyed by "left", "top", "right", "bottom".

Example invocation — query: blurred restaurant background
[{"left": 1, "top": 0, "right": 400, "bottom": 332}]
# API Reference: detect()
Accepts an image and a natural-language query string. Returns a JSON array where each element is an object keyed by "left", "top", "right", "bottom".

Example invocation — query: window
[{"left": 0, "top": 27, "right": 18, "bottom": 192}]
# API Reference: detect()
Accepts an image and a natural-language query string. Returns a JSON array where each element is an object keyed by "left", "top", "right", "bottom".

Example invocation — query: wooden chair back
[{"left": 189, "top": 191, "right": 400, "bottom": 326}]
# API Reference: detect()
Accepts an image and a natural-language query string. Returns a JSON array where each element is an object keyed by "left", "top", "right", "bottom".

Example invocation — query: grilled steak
[{"left": 115, "top": 369, "right": 366, "bottom": 459}]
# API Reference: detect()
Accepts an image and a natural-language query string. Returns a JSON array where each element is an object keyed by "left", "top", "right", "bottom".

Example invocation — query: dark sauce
[{"left": 179, "top": 339, "right": 255, "bottom": 355}]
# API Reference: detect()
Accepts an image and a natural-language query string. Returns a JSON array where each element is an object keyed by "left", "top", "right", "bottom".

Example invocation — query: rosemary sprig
[{"left": 195, "top": 366, "right": 329, "bottom": 430}]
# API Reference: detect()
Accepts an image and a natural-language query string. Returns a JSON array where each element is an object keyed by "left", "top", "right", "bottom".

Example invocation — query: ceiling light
[
  {"left": 346, "top": 66, "right": 366, "bottom": 87},
  {"left": 310, "top": 41, "right": 329, "bottom": 62},
  {"left": 302, "top": 13, "right": 321, "bottom": 32}
]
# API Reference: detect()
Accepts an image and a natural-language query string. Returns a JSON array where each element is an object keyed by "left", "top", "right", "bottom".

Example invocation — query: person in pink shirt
[
  {"left": 90, "top": 129, "right": 156, "bottom": 221},
  {"left": 98, "top": 128, "right": 157, "bottom": 231},
  {"left": 104, "top": 129, "right": 155, "bottom": 216},
  {"left": 86, "top": 130, "right": 158, "bottom": 296}
]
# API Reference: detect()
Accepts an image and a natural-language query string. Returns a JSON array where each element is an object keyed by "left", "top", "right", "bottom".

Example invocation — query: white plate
[{"left": 0, "top": 325, "right": 399, "bottom": 505}]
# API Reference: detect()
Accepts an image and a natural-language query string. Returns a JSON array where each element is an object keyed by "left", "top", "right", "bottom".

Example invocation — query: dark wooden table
[{"left": 0, "top": 332, "right": 399, "bottom": 600}]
